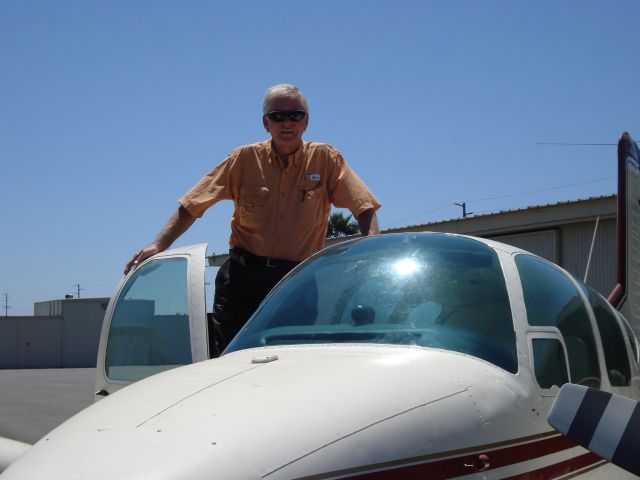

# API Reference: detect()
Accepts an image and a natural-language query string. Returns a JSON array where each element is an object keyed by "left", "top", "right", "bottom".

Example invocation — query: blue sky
[{"left": 1, "top": 1, "right": 638, "bottom": 315}]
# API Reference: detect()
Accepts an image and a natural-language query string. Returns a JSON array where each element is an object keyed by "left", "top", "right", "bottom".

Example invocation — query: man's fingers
[{"left": 124, "top": 250, "right": 144, "bottom": 275}]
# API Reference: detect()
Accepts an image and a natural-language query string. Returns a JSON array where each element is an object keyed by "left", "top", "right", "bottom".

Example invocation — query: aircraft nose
[{"left": 1, "top": 427, "right": 263, "bottom": 480}]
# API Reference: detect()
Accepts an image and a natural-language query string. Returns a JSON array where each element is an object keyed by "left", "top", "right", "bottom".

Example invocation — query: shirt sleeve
[
  {"left": 329, "top": 152, "right": 381, "bottom": 217},
  {"left": 178, "top": 152, "right": 236, "bottom": 218}
]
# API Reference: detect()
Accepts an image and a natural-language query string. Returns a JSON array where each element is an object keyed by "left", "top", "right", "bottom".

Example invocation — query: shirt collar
[{"left": 267, "top": 139, "right": 306, "bottom": 168}]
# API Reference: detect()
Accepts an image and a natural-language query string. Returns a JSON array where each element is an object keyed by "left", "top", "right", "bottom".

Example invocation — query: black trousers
[{"left": 210, "top": 249, "right": 298, "bottom": 357}]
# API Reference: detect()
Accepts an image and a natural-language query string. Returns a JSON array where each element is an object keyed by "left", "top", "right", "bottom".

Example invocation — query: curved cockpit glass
[{"left": 226, "top": 234, "right": 517, "bottom": 373}]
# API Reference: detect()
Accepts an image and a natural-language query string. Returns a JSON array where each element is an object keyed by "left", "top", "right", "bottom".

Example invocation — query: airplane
[{"left": 0, "top": 132, "right": 638, "bottom": 479}]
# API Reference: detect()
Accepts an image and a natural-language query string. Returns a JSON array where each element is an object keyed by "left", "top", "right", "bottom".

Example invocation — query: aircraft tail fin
[{"left": 608, "top": 133, "right": 640, "bottom": 335}]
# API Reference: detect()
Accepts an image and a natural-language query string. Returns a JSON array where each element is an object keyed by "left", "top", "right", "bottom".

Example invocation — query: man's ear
[{"left": 262, "top": 115, "right": 270, "bottom": 132}]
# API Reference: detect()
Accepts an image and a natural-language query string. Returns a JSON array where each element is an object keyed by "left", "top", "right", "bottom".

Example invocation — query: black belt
[{"left": 230, "top": 248, "right": 299, "bottom": 269}]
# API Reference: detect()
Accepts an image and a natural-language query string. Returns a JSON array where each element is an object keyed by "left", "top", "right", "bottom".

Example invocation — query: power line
[
  {"left": 536, "top": 142, "right": 616, "bottom": 146},
  {"left": 468, "top": 176, "right": 615, "bottom": 204},
  {"left": 384, "top": 203, "right": 454, "bottom": 228},
  {"left": 384, "top": 176, "right": 615, "bottom": 228},
  {"left": 536, "top": 136, "right": 640, "bottom": 147},
  {"left": 6, "top": 280, "right": 117, "bottom": 301}
]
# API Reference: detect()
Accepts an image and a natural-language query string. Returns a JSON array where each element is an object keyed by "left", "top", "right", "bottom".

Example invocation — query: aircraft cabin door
[{"left": 94, "top": 244, "right": 208, "bottom": 400}]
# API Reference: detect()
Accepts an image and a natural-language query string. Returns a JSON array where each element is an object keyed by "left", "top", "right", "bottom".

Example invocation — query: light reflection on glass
[{"left": 393, "top": 258, "right": 421, "bottom": 276}]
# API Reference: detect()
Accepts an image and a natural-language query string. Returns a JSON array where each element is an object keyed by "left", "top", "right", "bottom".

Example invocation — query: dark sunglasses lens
[
  {"left": 267, "top": 112, "right": 287, "bottom": 122},
  {"left": 288, "top": 111, "right": 306, "bottom": 121},
  {"left": 267, "top": 111, "right": 306, "bottom": 122}
]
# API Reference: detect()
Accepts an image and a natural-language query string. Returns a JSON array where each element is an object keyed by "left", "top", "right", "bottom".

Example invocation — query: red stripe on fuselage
[
  {"left": 501, "top": 453, "right": 604, "bottom": 480},
  {"left": 302, "top": 434, "right": 601, "bottom": 479}
]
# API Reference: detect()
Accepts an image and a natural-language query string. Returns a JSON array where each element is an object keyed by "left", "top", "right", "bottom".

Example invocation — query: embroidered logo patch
[{"left": 308, "top": 173, "right": 321, "bottom": 181}]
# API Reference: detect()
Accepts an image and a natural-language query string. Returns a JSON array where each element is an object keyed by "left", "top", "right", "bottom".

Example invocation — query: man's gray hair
[{"left": 262, "top": 84, "right": 309, "bottom": 114}]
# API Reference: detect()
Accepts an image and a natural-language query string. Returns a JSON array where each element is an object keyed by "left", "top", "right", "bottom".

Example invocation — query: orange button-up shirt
[{"left": 179, "top": 140, "right": 380, "bottom": 262}]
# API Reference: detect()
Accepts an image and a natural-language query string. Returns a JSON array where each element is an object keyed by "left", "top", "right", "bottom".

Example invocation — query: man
[{"left": 125, "top": 84, "right": 380, "bottom": 356}]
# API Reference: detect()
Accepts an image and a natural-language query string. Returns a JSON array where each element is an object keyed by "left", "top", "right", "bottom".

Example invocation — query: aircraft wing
[{"left": 548, "top": 383, "right": 640, "bottom": 476}]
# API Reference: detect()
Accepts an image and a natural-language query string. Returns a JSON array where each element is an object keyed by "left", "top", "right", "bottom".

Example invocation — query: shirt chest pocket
[
  {"left": 297, "top": 180, "right": 326, "bottom": 227},
  {"left": 239, "top": 186, "right": 270, "bottom": 227}
]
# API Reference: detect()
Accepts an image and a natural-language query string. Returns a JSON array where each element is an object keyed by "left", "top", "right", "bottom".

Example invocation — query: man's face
[{"left": 263, "top": 94, "right": 309, "bottom": 153}]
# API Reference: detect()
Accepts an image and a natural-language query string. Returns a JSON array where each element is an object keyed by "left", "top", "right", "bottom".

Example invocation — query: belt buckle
[{"left": 265, "top": 257, "right": 277, "bottom": 268}]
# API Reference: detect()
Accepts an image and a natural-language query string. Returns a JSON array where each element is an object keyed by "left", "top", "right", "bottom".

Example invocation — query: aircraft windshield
[{"left": 226, "top": 234, "right": 517, "bottom": 373}]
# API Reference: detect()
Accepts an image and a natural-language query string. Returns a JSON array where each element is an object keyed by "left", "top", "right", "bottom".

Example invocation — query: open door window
[{"left": 95, "top": 244, "right": 208, "bottom": 399}]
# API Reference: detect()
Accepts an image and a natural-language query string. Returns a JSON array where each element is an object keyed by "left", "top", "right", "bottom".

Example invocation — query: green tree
[{"left": 327, "top": 211, "right": 360, "bottom": 238}]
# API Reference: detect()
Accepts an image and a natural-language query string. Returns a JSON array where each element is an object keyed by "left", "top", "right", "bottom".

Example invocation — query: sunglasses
[{"left": 265, "top": 110, "right": 307, "bottom": 122}]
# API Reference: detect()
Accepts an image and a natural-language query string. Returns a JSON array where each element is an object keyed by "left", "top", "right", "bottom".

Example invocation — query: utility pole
[
  {"left": 454, "top": 202, "right": 473, "bottom": 218},
  {"left": 74, "top": 284, "right": 83, "bottom": 299},
  {"left": 3, "top": 293, "right": 9, "bottom": 317}
]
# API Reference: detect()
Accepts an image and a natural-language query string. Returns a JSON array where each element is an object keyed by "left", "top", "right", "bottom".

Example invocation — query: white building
[{"left": 0, "top": 298, "right": 109, "bottom": 369}]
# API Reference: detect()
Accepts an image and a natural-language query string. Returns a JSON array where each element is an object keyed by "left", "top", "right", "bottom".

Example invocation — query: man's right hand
[{"left": 124, "top": 244, "right": 161, "bottom": 275}]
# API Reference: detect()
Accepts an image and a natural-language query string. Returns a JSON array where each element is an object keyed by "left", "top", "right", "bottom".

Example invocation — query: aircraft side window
[
  {"left": 620, "top": 315, "right": 640, "bottom": 364},
  {"left": 105, "top": 257, "right": 192, "bottom": 382},
  {"left": 580, "top": 285, "right": 631, "bottom": 387},
  {"left": 516, "top": 254, "right": 601, "bottom": 388},
  {"left": 531, "top": 338, "right": 569, "bottom": 389}
]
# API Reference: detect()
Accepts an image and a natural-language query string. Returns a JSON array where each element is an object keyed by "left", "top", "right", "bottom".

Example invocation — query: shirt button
[{"left": 281, "top": 192, "right": 285, "bottom": 196}]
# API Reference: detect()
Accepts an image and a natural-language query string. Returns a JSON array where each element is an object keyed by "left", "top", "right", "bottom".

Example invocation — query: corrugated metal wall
[
  {"left": 560, "top": 218, "right": 616, "bottom": 296},
  {"left": 489, "top": 230, "right": 559, "bottom": 263},
  {"left": 34, "top": 300, "right": 63, "bottom": 316},
  {"left": 487, "top": 219, "right": 616, "bottom": 298}
]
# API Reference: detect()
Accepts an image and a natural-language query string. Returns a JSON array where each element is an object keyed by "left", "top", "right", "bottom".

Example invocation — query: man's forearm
[
  {"left": 125, "top": 205, "right": 197, "bottom": 274},
  {"left": 153, "top": 205, "right": 197, "bottom": 250},
  {"left": 356, "top": 208, "right": 380, "bottom": 236}
]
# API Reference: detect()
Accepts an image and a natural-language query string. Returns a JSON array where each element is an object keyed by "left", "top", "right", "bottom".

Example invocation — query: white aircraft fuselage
[{"left": 3, "top": 233, "right": 639, "bottom": 479}]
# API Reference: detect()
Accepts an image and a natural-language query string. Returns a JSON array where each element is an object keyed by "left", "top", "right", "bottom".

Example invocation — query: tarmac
[{"left": 0, "top": 368, "right": 95, "bottom": 444}]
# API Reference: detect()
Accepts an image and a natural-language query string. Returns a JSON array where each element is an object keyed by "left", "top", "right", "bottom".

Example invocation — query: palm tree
[{"left": 327, "top": 211, "right": 360, "bottom": 238}]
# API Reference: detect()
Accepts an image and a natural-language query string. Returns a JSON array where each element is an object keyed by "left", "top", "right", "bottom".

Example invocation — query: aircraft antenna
[{"left": 583, "top": 216, "right": 600, "bottom": 283}]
